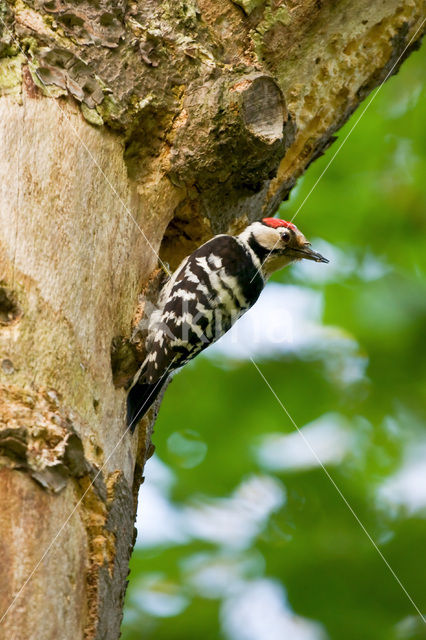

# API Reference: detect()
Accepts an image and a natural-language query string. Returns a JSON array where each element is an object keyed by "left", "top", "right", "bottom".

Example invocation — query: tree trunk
[{"left": 0, "top": 0, "right": 423, "bottom": 637}]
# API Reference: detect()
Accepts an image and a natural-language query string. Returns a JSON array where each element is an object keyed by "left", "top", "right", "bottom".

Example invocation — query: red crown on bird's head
[{"left": 262, "top": 217, "right": 298, "bottom": 232}]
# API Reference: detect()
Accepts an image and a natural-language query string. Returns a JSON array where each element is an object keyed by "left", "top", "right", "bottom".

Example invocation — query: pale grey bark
[{"left": 0, "top": 0, "right": 424, "bottom": 637}]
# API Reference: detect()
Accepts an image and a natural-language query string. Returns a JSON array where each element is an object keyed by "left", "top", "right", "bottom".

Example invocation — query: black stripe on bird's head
[{"left": 238, "top": 217, "right": 329, "bottom": 277}]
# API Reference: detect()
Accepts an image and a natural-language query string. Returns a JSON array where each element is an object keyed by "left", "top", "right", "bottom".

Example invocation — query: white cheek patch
[{"left": 254, "top": 225, "right": 281, "bottom": 251}]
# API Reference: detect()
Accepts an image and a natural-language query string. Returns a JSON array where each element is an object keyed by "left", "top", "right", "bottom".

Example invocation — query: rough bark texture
[{"left": 0, "top": 0, "right": 423, "bottom": 638}]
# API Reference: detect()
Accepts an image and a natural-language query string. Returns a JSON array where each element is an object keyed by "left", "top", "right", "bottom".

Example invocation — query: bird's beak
[{"left": 290, "top": 245, "right": 329, "bottom": 263}]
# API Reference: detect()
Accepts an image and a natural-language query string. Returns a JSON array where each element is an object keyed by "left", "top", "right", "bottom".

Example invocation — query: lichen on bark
[{"left": 0, "top": 0, "right": 424, "bottom": 637}]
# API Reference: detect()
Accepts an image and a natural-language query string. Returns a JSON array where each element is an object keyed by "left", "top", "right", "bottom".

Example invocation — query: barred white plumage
[{"left": 127, "top": 217, "right": 328, "bottom": 429}]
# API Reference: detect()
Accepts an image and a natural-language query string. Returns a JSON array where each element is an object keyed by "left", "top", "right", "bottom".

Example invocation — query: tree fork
[{"left": 0, "top": 0, "right": 424, "bottom": 638}]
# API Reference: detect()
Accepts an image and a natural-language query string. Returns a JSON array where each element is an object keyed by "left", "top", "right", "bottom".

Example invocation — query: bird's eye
[{"left": 281, "top": 231, "right": 290, "bottom": 242}]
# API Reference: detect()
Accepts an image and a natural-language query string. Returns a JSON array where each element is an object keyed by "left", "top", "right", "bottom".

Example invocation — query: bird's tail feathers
[{"left": 126, "top": 373, "right": 168, "bottom": 432}]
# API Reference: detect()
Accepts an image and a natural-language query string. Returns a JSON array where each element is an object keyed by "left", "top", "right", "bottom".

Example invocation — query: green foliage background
[{"left": 123, "top": 45, "right": 426, "bottom": 640}]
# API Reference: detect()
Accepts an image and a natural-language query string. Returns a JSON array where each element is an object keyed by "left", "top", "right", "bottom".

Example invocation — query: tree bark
[{"left": 0, "top": 0, "right": 423, "bottom": 637}]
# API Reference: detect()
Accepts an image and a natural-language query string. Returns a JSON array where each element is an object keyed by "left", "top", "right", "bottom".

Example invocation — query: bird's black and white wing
[
  {"left": 145, "top": 234, "right": 264, "bottom": 379},
  {"left": 126, "top": 234, "right": 264, "bottom": 427}
]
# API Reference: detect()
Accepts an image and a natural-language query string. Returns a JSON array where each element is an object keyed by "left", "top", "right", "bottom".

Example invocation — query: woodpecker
[{"left": 127, "top": 217, "right": 328, "bottom": 429}]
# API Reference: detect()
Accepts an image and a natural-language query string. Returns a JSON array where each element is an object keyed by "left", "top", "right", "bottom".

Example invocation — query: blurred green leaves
[{"left": 123, "top": 45, "right": 426, "bottom": 640}]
